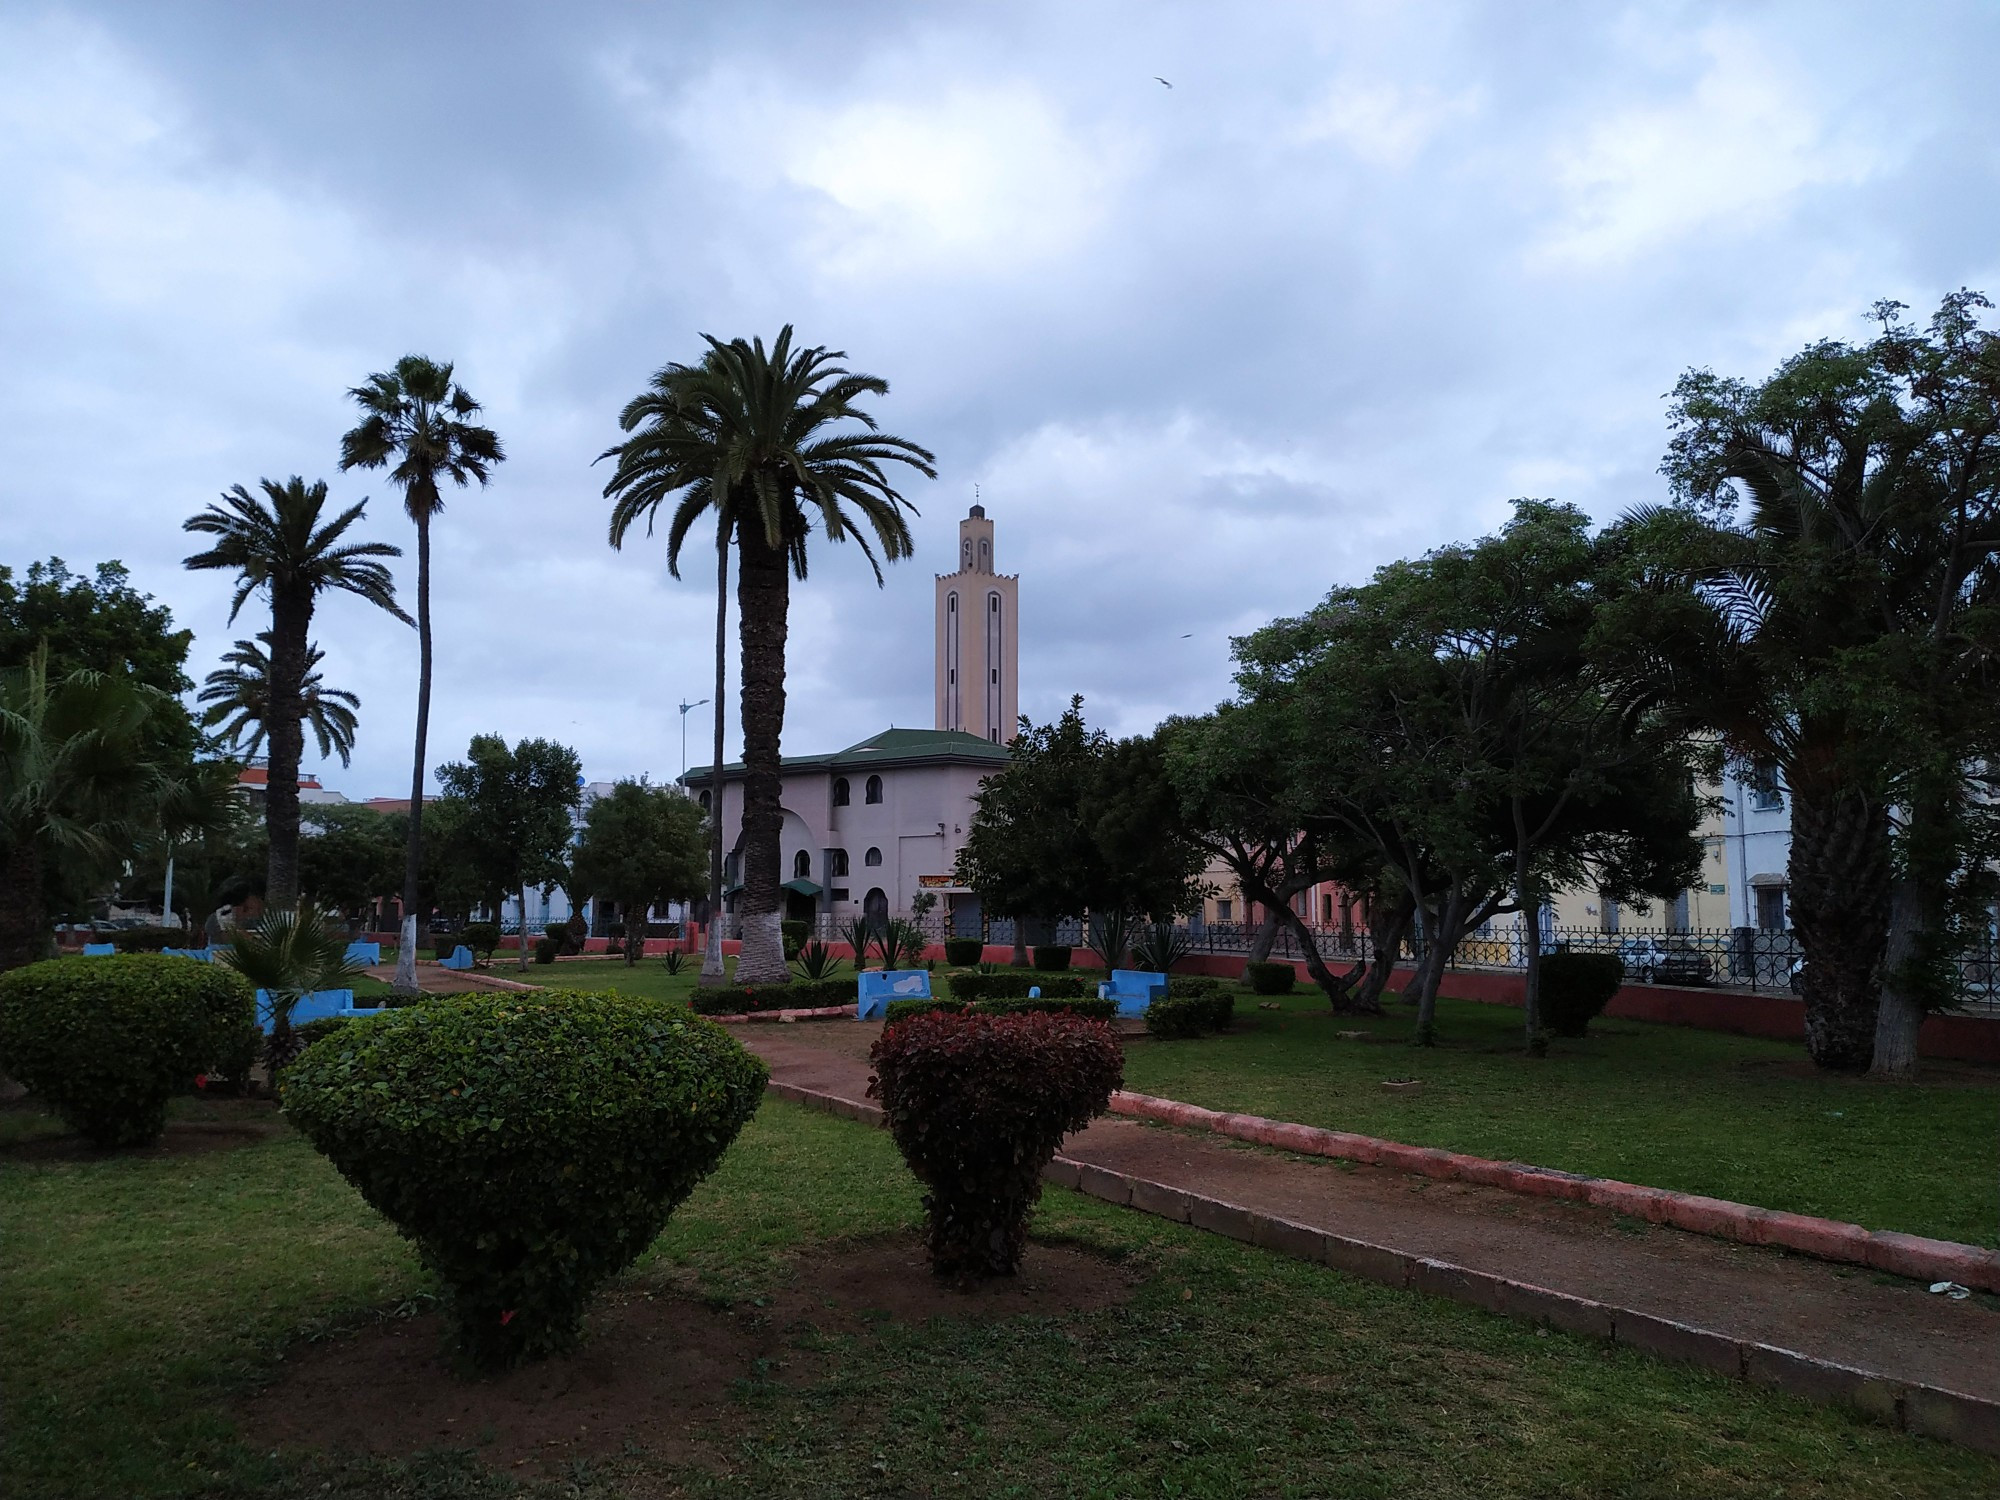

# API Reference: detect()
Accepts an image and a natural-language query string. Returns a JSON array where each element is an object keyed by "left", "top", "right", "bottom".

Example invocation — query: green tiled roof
[{"left": 682, "top": 726, "right": 1009, "bottom": 785}]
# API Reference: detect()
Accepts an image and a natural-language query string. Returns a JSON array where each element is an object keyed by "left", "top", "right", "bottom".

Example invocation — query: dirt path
[{"left": 738, "top": 1025, "right": 2000, "bottom": 1407}]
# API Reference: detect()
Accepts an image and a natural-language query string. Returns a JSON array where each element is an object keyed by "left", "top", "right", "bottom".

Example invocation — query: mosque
[{"left": 683, "top": 504, "right": 1020, "bottom": 938}]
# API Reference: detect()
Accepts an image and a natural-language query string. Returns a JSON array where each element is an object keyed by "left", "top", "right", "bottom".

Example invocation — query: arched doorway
[{"left": 863, "top": 888, "right": 889, "bottom": 931}]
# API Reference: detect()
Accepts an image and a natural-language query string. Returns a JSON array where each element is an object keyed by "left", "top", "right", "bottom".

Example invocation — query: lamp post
[{"left": 678, "top": 698, "right": 709, "bottom": 783}]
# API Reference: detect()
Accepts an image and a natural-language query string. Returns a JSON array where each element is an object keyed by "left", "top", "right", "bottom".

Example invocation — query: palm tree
[
  {"left": 0, "top": 648, "right": 169, "bottom": 968},
  {"left": 184, "top": 478, "right": 405, "bottom": 913},
  {"left": 216, "top": 905, "right": 364, "bottom": 1071},
  {"left": 198, "top": 636, "right": 362, "bottom": 767},
  {"left": 337, "top": 357, "right": 503, "bottom": 992},
  {"left": 601, "top": 328, "right": 935, "bottom": 986}
]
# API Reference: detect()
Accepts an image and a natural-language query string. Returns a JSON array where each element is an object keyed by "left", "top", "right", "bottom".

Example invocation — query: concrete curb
[
  {"left": 710, "top": 1005, "right": 854, "bottom": 1024},
  {"left": 1108, "top": 1090, "right": 2000, "bottom": 1294},
  {"left": 1050, "top": 1153, "right": 2000, "bottom": 1457},
  {"left": 756, "top": 1077, "right": 2000, "bottom": 1456}
]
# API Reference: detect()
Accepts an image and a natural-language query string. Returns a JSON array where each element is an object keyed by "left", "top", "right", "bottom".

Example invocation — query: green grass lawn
[
  {"left": 4, "top": 1096, "right": 1995, "bottom": 1499},
  {"left": 1118, "top": 990, "right": 2000, "bottom": 1248}
]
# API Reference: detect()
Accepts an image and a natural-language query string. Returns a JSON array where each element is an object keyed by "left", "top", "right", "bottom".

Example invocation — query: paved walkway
[{"left": 737, "top": 1027, "right": 2000, "bottom": 1445}]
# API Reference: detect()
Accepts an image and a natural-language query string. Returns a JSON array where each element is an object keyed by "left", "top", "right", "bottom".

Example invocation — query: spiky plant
[{"left": 217, "top": 906, "right": 363, "bottom": 1072}]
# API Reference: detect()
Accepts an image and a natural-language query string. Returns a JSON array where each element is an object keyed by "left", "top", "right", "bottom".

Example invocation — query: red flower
[
  {"left": 194, "top": 1074, "right": 208, "bottom": 1090},
  {"left": 499, "top": 1309, "right": 516, "bottom": 1325}
]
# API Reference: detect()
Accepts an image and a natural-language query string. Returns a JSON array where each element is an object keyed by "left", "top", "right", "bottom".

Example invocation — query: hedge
[
  {"left": 687, "top": 978, "right": 860, "bottom": 1015},
  {"left": 886, "top": 997, "right": 968, "bottom": 1024},
  {"left": 1540, "top": 952, "right": 1625, "bottom": 1037},
  {"left": 869, "top": 1010, "right": 1122, "bottom": 1278},
  {"left": 1031, "top": 945, "right": 1073, "bottom": 971},
  {"left": 973, "top": 995, "right": 1116, "bottom": 1021},
  {"left": 944, "top": 971, "right": 1090, "bottom": 1003},
  {"left": 1144, "top": 991, "right": 1236, "bottom": 1040},
  {"left": 1244, "top": 960, "right": 1297, "bottom": 995},
  {"left": 942, "top": 938, "right": 984, "bottom": 967},
  {"left": 0, "top": 954, "right": 256, "bottom": 1146},
  {"left": 281, "top": 989, "right": 767, "bottom": 1366}
]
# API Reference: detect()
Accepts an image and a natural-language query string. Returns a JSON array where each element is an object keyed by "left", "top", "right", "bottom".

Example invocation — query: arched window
[
  {"left": 697, "top": 790, "right": 711, "bottom": 812},
  {"left": 793, "top": 849, "right": 810, "bottom": 880},
  {"left": 830, "top": 848, "right": 850, "bottom": 877},
  {"left": 832, "top": 777, "right": 849, "bottom": 807},
  {"left": 864, "top": 847, "right": 882, "bottom": 867},
  {"left": 865, "top": 774, "right": 883, "bottom": 804},
  {"left": 863, "top": 887, "right": 889, "bottom": 927}
]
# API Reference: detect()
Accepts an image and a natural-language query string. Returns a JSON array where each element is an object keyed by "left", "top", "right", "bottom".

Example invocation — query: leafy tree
[
  {"left": 298, "top": 804, "right": 403, "bottom": 924},
  {"left": 0, "top": 650, "right": 173, "bottom": 967},
  {"left": 338, "top": 356, "right": 504, "bottom": 990},
  {"left": 569, "top": 782, "right": 707, "bottom": 966},
  {"left": 602, "top": 327, "right": 934, "bottom": 986},
  {"left": 183, "top": 477, "right": 405, "bottom": 912},
  {"left": 434, "top": 734, "right": 583, "bottom": 967},
  {"left": 197, "top": 636, "right": 361, "bottom": 766},
  {"left": 1630, "top": 292, "right": 2000, "bottom": 1073}
]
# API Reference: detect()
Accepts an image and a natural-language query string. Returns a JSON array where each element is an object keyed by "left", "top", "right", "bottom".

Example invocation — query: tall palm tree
[
  {"left": 337, "top": 356, "right": 503, "bottom": 992},
  {"left": 198, "top": 635, "right": 363, "bottom": 767},
  {"left": 184, "top": 477, "right": 405, "bottom": 913},
  {"left": 601, "top": 327, "right": 935, "bottom": 986},
  {"left": 0, "top": 648, "right": 169, "bottom": 968}
]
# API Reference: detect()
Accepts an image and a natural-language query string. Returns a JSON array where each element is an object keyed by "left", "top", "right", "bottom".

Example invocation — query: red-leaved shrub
[{"left": 868, "top": 1009, "right": 1123, "bottom": 1279}]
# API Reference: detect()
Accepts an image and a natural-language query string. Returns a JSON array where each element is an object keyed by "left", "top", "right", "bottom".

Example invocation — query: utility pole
[{"left": 678, "top": 698, "right": 710, "bottom": 784}]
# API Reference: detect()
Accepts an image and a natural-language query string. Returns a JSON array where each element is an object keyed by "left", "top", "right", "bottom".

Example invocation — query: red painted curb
[{"left": 1105, "top": 1089, "right": 2000, "bottom": 1293}]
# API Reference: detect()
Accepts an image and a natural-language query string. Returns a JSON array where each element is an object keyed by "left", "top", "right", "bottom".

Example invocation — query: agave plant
[
  {"left": 839, "top": 914, "right": 876, "bottom": 972},
  {"left": 217, "top": 906, "right": 365, "bottom": 1072},
  {"left": 792, "top": 938, "right": 843, "bottom": 982},
  {"left": 878, "top": 918, "right": 928, "bottom": 970},
  {"left": 1131, "top": 919, "right": 1196, "bottom": 974},
  {"left": 660, "top": 948, "right": 688, "bottom": 976},
  {"left": 1085, "top": 910, "right": 1134, "bottom": 973}
]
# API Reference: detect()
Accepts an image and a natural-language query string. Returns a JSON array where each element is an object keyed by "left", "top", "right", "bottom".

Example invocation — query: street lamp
[{"left": 678, "top": 698, "right": 710, "bottom": 783}]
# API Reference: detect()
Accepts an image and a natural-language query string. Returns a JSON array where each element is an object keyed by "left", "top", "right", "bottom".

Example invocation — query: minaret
[{"left": 935, "top": 502, "right": 1020, "bottom": 743}]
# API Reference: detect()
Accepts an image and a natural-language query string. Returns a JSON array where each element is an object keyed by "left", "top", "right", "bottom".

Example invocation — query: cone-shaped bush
[
  {"left": 0, "top": 954, "right": 255, "bottom": 1147},
  {"left": 868, "top": 1009, "right": 1122, "bottom": 1280},
  {"left": 281, "top": 989, "right": 767, "bottom": 1366}
]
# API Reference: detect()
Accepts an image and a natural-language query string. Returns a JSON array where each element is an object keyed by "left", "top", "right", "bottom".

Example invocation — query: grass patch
[
  {"left": 4, "top": 1094, "right": 1997, "bottom": 1498},
  {"left": 1121, "top": 991, "right": 2000, "bottom": 1246}
]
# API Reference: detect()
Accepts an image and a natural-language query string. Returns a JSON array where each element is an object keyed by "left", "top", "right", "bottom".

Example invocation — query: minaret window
[
  {"left": 865, "top": 774, "right": 883, "bottom": 804},
  {"left": 865, "top": 847, "right": 883, "bottom": 867},
  {"left": 793, "top": 850, "right": 811, "bottom": 880},
  {"left": 832, "top": 777, "right": 849, "bottom": 807}
]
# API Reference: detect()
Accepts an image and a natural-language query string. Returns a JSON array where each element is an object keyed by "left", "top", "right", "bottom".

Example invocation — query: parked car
[{"left": 1618, "top": 937, "right": 1715, "bottom": 986}]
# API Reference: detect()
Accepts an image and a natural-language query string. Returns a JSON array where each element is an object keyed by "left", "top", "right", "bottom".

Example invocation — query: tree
[
  {"left": 338, "top": 357, "right": 504, "bottom": 991},
  {"left": 197, "top": 636, "right": 361, "bottom": 767},
  {"left": 183, "top": 477, "right": 405, "bottom": 913},
  {"left": 433, "top": 734, "right": 583, "bottom": 968},
  {"left": 216, "top": 906, "right": 362, "bottom": 1067},
  {"left": 0, "top": 649, "right": 172, "bottom": 967},
  {"left": 600, "top": 327, "right": 934, "bottom": 986},
  {"left": 570, "top": 782, "right": 708, "bottom": 966},
  {"left": 1635, "top": 292, "right": 2000, "bottom": 1072},
  {"left": 298, "top": 804, "right": 403, "bottom": 926}
]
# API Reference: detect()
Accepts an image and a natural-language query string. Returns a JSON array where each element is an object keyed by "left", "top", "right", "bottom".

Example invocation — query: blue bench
[
  {"left": 344, "top": 941, "right": 381, "bottom": 965},
  {"left": 256, "top": 988, "right": 382, "bottom": 1035},
  {"left": 81, "top": 943, "right": 116, "bottom": 956},
  {"left": 858, "top": 969, "right": 931, "bottom": 1019},
  {"left": 1099, "top": 969, "right": 1169, "bottom": 1017},
  {"left": 160, "top": 946, "right": 213, "bottom": 962},
  {"left": 438, "top": 944, "right": 474, "bottom": 971}
]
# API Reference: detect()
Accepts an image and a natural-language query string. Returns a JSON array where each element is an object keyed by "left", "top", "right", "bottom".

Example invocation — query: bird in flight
[
  {"left": 1155, "top": 76, "right": 1173, "bottom": 88},
  {"left": 1180, "top": 633, "right": 1193, "bottom": 639}
]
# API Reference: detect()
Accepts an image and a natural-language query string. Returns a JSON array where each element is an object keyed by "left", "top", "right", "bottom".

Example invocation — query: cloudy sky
[{"left": 5, "top": 1, "right": 1997, "bottom": 798}]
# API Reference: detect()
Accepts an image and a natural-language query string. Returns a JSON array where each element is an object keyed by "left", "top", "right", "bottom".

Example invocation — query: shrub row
[
  {"left": 1540, "top": 951, "right": 1624, "bottom": 1037},
  {"left": 1244, "top": 960, "right": 1297, "bottom": 995},
  {"left": 0, "top": 954, "right": 256, "bottom": 1146},
  {"left": 687, "top": 978, "right": 861, "bottom": 1015},
  {"left": 1032, "top": 945, "right": 1073, "bottom": 971},
  {"left": 942, "top": 938, "right": 984, "bottom": 967},
  {"left": 1144, "top": 990, "right": 1236, "bottom": 1040},
  {"left": 869, "top": 1009, "right": 1122, "bottom": 1278},
  {"left": 884, "top": 994, "right": 1116, "bottom": 1024},
  {"left": 944, "top": 971, "right": 1090, "bottom": 1003},
  {"left": 281, "top": 989, "right": 767, "bottom": 1366},
  {"left": 110, "top": 925, "right": 195, "bottom": 953}
]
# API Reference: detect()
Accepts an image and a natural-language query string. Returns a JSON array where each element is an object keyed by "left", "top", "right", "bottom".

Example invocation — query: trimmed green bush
[
  {"left": 1167, "top": 975, "right": 1226, "bottom": 1000},
  {"left": 780, "top": 920, "right": 809, "bottom": 961},
  {"left": 534, "top": 936, "right": 559, "bottom": 965},
  {"left": 869, "top": 1009, "right": 1122, "bottom": 1278},
  {"left": 1144, "top": 990, "right": 1236, "bottom": 1040},
  {"left": 1245, "top": 960, "right": 1297, "bottom": 995},
  {"left": 281, "top": 989, "right": 767, "bottom": 1366},
  {"left": 0, "top": 955, "right": 256, "bottom": 1147},
  {"left": 111, "top": 925, "right": 192, "bottom": 953},
  {"left": 460, "top": 923, "right": 500, "bottom": 960},
  {"left": 945, "top": 971, "right": 1089, "bottom": 1003},
  {"left": 686, "top": 978, "right": 860, "bottom": 1016},
  {"left": 973, "top": 995, "right": 1116, "bottom": 1021},
  {"left": 885, "top": 996, "right": 968, "bottom": 1023},
  {"left": 942, "top": 937, "right": 984, "bottom": 967},
  {"left": 1031, "top": 944, "right": 1072, "bottom": 971},
  {"left": 1540, "top": 952, "right": 1625, "bottom": 1038},
  {"left": 290, "top": 1014, "right": 356, "bottom": 1053}
]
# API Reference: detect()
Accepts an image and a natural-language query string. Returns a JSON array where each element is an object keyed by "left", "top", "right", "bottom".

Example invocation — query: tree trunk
[
  {"left": 700, "top": 534, "right": 730, "bottom": 986},
  {"left": 1267, "top": 899, "right": 1372, "bottom": 1012},
  {"left": 1010, "top": 916, "right": 1030, "bottom": 968},
  {"left": 1788, "top": 778, "right": 1889, "bottom": 1072},
  {"left": 1355, "top": 892, "right": 1414, "bottom": 1011},
  {"left": 1871, "top": 780, "right": 1953, "bottom": 1082},
  {"left": 1409, "top": 890, "right": 1466, "bottom": 1044},
  {"left": 1871, "top": 875, "right": 1926, "bottom": 1081},
  {"left": 264, "top": 589, "right": 310, "bottom": 912},
  {"left": 0, "top": 843, "right": 47, "bottom": 971},
  {"left": 1245, "top": 907, "right": 1281, "bottom": 963},
  {"left": 732, "top": 523, "right": 791, "bottom": 987},
  {"left": 394, "top": 510, "right": 434, "bottom": 995},
  {"left": 1521, "top": 898, "right": 1546, "bottom": 1053},
  {"left": 625, "top": 901, "right": 642, "bottom": 967}
]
